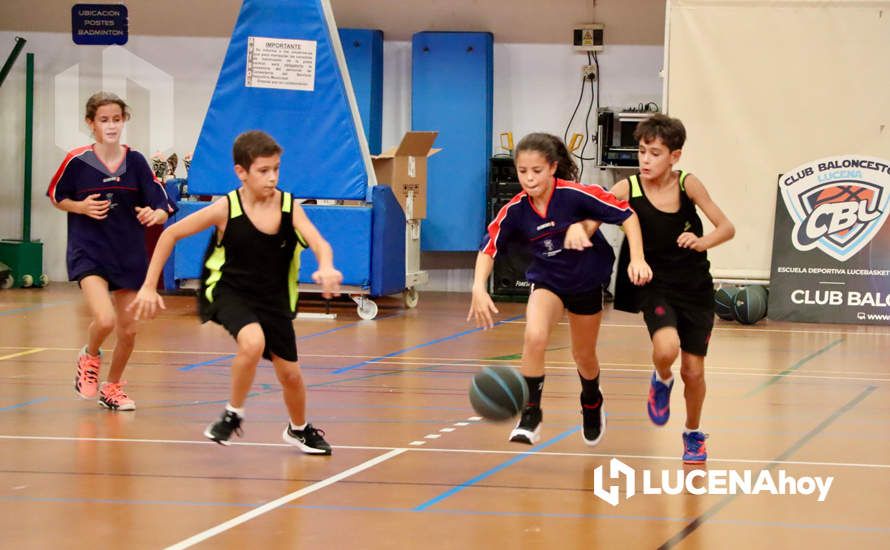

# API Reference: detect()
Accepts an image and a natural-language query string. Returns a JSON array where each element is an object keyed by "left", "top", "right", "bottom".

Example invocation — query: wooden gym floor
[{"left": 1, "top": 284, "right": 888, "bottom": 549}]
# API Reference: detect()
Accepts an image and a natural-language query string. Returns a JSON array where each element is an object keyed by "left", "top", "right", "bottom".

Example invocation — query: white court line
[
  {"left": 2, "top": 434, "right": 888, "bottom": 471},
  {"left": 0, "top": 348, "right": 46, "bottom": 361},
  {"left": 165, "top": 448, "right": 404, "bottom": 550}
]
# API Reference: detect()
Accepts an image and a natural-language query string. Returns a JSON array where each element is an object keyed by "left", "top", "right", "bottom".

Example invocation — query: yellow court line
[
  {"left": 0, "top": 348, "right": 47, "bottom": 361},
  {"left": 0, "top": 347, "right": 885, "bottom": 377}
]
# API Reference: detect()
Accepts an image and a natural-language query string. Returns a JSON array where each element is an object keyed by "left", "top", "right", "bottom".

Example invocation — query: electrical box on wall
[{"left": 573, "top": 24, "right": 604, "bottom": 52}]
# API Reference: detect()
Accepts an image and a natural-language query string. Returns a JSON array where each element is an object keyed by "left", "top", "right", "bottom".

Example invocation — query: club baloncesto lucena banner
[{"left": 769, "top": 155, "right": 890, "bottom": 325}]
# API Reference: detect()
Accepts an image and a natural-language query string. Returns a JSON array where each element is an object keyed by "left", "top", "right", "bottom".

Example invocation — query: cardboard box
[{"left": 371, "top": 131, "right": 440, "bottom": 219}]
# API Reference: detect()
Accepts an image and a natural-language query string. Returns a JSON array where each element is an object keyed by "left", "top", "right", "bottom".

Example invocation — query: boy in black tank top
[
  {"left": 129, "top": 131, "right": 343, "bottom": 454},
  {"left": 607, "top": 115, "right": 735, "bottom": 463}
]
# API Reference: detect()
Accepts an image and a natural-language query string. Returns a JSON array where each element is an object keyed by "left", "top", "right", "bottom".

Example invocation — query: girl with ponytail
[{"left": 468, "top": 132, "right": 651, "bottom": 447}]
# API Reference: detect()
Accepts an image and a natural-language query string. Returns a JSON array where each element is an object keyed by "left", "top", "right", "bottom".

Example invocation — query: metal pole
[
  {"left": 24, "top": 52, "right": 34, "bottom": 242},
  {"left": 0, "top": 36, "right": 26, "bottom": 88}
]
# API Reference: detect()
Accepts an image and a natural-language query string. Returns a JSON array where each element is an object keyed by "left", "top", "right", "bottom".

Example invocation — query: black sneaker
[
  {"left": 581, "top": 394, "right": 606, "bottom": 447},
  {"left": 509, "top": 405, "right": 542, "bottom": 444},
  {"left": 203, "top": 410, "right": 243, "bottom": 446},
  {"left": 283, "top": 423, "right": 332, "bottom": 455}
]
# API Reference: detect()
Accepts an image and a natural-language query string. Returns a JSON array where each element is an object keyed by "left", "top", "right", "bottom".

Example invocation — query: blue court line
[
  {"left": 177, "top": 312, "right": 404, "bottom": 372},
  {"left": 298, "top": 311, "right": 404, "bottom": 341},
  {"left": 178, "top": 355, "right": 234, "bottom": 372},
  {"left": 744, "top": 337, "right": 845, "bottom": 397},
  {"left": 659, "top": 385, "right": 877, "bottom": 549},
  {"left": 0, "top": 301, "right": 73, "bottom": 317},
  {"left": 2, "top": 495, "right": 889, "bottom": 534},
  {"left": 307, "top": 364, "right": 442, "bottom": 388},
  {"left": 332, "top": 314, "right": 525, "bottom": 374},
  {"left": 414, "top": 425, "right": 581, "bottom": 511},
  {"left": 0, "top": 397, "right": 48, "bottom": 411},
  {"left": 151, "top": 365, "right": 443, "bottom": 409}
]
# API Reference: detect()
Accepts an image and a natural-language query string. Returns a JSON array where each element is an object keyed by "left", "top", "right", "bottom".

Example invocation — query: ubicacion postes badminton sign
[{"left": 769, "top": 155, "right": 890, "bottom": 324}]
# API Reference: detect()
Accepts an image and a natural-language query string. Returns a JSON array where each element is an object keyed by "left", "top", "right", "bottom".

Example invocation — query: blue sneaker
[
  {"left": 647, "top": 372, "right": 673, "bottom": 426},
  {"left": 682, "top": 431, "right": 709, "bottom": 463}
]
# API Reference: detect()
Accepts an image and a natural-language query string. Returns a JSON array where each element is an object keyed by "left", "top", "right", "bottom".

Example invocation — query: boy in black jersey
[
  {"left": 610, "top": 114, "right": 735, "bottom": 463},
  {"left": 130, "top": 131, "right": 342, "bottom": 454}
]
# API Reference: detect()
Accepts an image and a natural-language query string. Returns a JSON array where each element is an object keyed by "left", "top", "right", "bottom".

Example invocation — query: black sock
[
  {"left": 578, "top": 372, "right": 602, "bottom": 405},
  {"left": 524, "top": 375, "right": 545, "bottom": 408}
]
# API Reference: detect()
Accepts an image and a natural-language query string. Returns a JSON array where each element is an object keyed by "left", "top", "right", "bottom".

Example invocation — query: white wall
[
  {"left": 1, "top": 32, "right": 229, "bottom": 280},
  {"left": 665, "top": 0, "right": 890, "bottom": 279},
  {"left": 0, "top": 30, "right": 662, "bottom": 288}
]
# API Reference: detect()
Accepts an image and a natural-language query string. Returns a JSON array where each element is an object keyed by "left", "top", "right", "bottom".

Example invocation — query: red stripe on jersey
[
  {"left": 556, "top": 179, "right": 632, "bottom": 212},
  {"left": 150, "top": 174, "right": 172, "bottom": 210},
  {"left": 47, "top": 145, "right": 92, "bottom": 204},
  {"left": 483, "top": 192, "right": 525, "bottom": 258}
]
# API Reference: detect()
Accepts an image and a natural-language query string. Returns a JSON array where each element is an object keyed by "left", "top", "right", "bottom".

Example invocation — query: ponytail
[{"left": 514, "top": 133, "right": 579, "bottom": 182}]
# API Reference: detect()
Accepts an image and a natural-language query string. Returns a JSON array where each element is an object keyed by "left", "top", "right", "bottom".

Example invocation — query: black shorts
[
  {"left": 531, "top": 283, "right": 603, "bottom": 315},
  {"left": 641, "top": 290, "right": 714, "bottom": 356},
  {"left": 208, "top": 292, "right": 298, "bottom": 362},
  {"left": 76, "top": 270, "right": 122, "bottom": 292}
]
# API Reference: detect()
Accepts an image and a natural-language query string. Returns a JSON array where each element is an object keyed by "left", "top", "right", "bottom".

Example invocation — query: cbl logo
[{"left": 780, "top": 155, "right": 890, "bottom": 262}]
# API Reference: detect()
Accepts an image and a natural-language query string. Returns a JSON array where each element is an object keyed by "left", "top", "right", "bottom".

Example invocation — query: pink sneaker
[
  {"left": 98, "top": 381, "right": 135, "bottom": 411},
  {"left": 74, "top": 346, "right": 101, "bottom": 399}
]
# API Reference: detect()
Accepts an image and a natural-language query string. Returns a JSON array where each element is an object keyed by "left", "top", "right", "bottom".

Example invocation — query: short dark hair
[
  {"left": 513, "top": 132, "right": 579, "bottom": 182},
  {"left": 85, "top": 91, "right": 130, "bottom": 121},
  {"left": 634, "top": 114, "right": 686, "bottom": 151},
  {"left": 232, "top": 130, "right": 283, "bottom": 170}
]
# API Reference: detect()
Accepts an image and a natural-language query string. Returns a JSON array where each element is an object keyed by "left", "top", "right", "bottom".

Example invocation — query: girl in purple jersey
[
  {"left": 468, "top": 133, "right": 652, "bottom": 447},
  {"left": 47, "top": 92, "right": 171, "bottom": 411}
]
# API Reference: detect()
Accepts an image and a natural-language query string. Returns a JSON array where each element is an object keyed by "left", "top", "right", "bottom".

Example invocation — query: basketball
[
  {"left": 733, "top": 285, "right": 769, "bottom": 324},
  {"left": 468, "top": 366, "right": 528, "bottom": 421},
  {"left": 714, "top": 286, "right": 739, "bottom": 320}
]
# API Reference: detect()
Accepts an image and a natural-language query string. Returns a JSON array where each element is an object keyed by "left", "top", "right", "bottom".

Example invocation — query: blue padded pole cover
[
  {"left": 338, "top": 28, "right": 383, "bottom": 155},
  {"left": 189, "top": 0, "right": 375, "bottom": 199}
]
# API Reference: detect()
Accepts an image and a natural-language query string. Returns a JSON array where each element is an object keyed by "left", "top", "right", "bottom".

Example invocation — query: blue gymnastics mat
[{"left": 171, "top": 201, "right": 372, "bottom": 288}]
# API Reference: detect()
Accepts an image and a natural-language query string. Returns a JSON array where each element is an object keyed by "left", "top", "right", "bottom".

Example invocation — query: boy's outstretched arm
[
  {"left": 468, "top": 251, "right": 499, "bottom": 329},
  {"left": 563, "top": 179, "right": 630, "bottom": 250},
  {"left": 680, "top": 175, "right": 735, "bottom": 251},
  {"left": 129, "top": 198, "right": 228, "bottom": 320},
  {"left": 621, "top": 213, "right": 653, "bottom": 286},
  {"left": 291, "top": 203, "right": 342, "bottom": 298}
]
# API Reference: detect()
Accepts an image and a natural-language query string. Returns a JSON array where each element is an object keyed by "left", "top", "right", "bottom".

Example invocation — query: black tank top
[
  {"left": 199, "top": 189, "right": 307, "bottom": 320},
  {"left": 614, "top": 171, "right": 712, "bottom": 312}
]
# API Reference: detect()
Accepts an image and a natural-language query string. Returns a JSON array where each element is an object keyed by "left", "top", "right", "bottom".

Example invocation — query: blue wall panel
[
  {"left": 412, "top": 32, "right": 493, "bottom": 251},
  {"left": 338, "top": 28, "right": 383, "bottom": 155}
]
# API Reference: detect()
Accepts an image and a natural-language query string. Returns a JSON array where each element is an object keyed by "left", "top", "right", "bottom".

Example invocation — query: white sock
[
  {"left": 655, "top": 370, "right": 673, "bottom": 385},
  {"left": 225, "top": 403, "right": 245, "bottom": 418},
  {"left": 290, "top": 421, "right": 307, "bottom": 431},
  {"left": 684, "top": 427, "right": 701, "bottom": 435}
]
